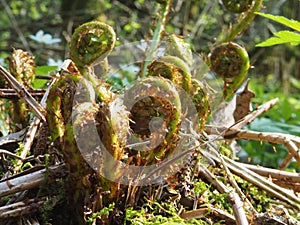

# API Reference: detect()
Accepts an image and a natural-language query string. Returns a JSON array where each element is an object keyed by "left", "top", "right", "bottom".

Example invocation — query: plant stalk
[{"left": 140, "top": 0, "right": 172, "bottom": 78}]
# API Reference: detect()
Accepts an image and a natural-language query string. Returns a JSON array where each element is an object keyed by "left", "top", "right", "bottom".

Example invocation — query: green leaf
[
  {"left": 33, "top": 66, "right": 57, "bottom": 88},
  {"left": 35, "top": 65, "right": 57, "bottom": 76},
  {"left": 249, "top": 118, "right": 288, "bottom": 133},
  {"left": 290, "top": 77, "right": 300, "bottom": 89},
  {"left": 32, "top": 79, "right": 48, "bottom": 89},
  {"left": 256, "top": 12, "right": 300, "bottom": 32},
  {"left": 256, "top": 30, "right": 300, "bottom": 47}
]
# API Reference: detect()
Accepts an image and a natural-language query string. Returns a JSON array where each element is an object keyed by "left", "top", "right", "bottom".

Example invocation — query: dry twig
[
  {"left": 180, "top": 206, "right": 236, "bottom": 224},
  {"left": 205, "top": 126, "right": 300, "bottom": 166},
  {"left": 0, "top": 129, "right": 25, "bottom": 146},
  {"left": 0, "top": 198, "right": 45, "bottom": 219},
  {"left": 205, "top": 97, "right": 300, "bottom": 168},
  {"left": 238, "top": 162, "right": 300, "bottom": 192},
  {"left": 198, "top": 164, "right": 249, "bottom": 225},
  {"left": 0, "top": 65, "right": 46, "bottom": 121},
  {"left": 229, "top": 98, "right": 279, "bottom": 130},
  {"left": 0, "top": 89, "right": 45, "bottom": 99},
  {"left": 0, "top": 163, "right": 66, "bottom": 199},
  {"left": 223, "top": 156, "right": 300, "bottom": 209},
  {"left": 0, "top": 149, "right": 24, "bottom": 160}
]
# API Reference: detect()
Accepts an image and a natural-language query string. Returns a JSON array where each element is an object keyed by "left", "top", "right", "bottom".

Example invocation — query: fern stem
[
  {"left": 219, "top": 0, "right": 263, "bottom": 43},
  {"left": 140, "top": 0, "right": 172, "bottom": 78}
]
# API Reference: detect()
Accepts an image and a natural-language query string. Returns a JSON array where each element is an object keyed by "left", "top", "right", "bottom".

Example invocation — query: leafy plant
[
  {"left": 125, "top": 201, "right": 205, "bottom": 225},
  {"left": 86, "top": 203, "right": 115, "bottom": 223},
  {"left": 256, "top": 12, "right": 300, "bottom": 47},
  {"left": 33, "top": 65, "right": 57, "bottom": 88}
]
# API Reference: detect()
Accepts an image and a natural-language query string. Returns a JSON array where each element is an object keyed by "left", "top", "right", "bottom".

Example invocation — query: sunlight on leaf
[
  {"left": 256, "top": 12, "right": 300, "bottom": 32},
  {"left": 35, "top": 65, "right": 58, "bottom": 75},
  {"left": 256, "top": 12, "right": 300, "bottom": 47},
  {"left": 256, "top": 30, "right": 300, "bottom": 47}
]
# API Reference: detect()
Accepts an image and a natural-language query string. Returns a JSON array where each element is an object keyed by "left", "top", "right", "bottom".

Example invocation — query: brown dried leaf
[{"left": 233, "top": 79, "right": 255, "bottom": 122}]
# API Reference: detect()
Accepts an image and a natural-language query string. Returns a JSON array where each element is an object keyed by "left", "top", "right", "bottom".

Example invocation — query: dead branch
[
  {"left": 239, "top": 162, "right": 300, "bottom": 192},
  {"left": 229, "top": 98, "right": 279, "bottom": 130},
  {"left": 14, "top": 119, "right": 41, "bottom": 173},
  {"left": 180, "top": 206, "right": 236, "bottom": 224},
  {"left": 0, "top": 65, "right": 46, "bottom": 121},
  {"left": 238, "top": 162, "right": 300, "bottom": 183},
  {"left": 0, "top": 89, "right": 45, "bottom": 100},
  {"left": 0, "top": 198, "right": 45, "bottom": 219},
  {"left": 205, "top": 125, "right": 300, "bottom": 166},
  {"left": 200, "top": 144, "right": 300, "bottom": 210},
  {"left": 205, "top": 126, "right": 300, "bottom": 147},
  {"left": 0, "top": 163, "right": 66, "bottom": 198},
  {"left": 0, "top": 129, "right": 25, "bottom": 146},
  {"left": 222, "top": 156, "right": 300, "bottom": 209},
  {"left": 279, "top": 154, "right": 294, "bottom": 170},
  {"left": 229, "top": 192, "right": 249, "bottom": 225},
  {"left": 286, "top": 140, "right": 300, "bottom": 166},
  {"left": 198, "top": 164, "right": 249, "bottom": 225},
  {"left": 206, "top": 97, "right": 300, "bottom": 169},
  {"left": 0, "top": 149, "right": 24, "bottom": 160}
]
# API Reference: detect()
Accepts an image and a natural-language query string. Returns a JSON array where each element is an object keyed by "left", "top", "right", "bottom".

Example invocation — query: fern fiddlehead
[
  {"left": 6, "top": 49, "right": 35, "bottom": 130},
  {"left": 148, "top": 52, "right": 210, "bottom": 132},
  {"left": 69, "top": 21, "right": 116, "bottom": 67},
  {"left": 124, "top": 76, "right": 182, "bottom": 163},
  {"left": 46, "top": 21, "right": 126, "bottom": 223},
  {"left": 222, "top": 0, "right": 254, "bottom": 13},
  {"left": 46, "top": 19, "right": 212, "bottom": 223},
  {"left": 148, "top": 55, "right": 192, "bottom": 92},
  {"left": 210, "top": 42, "right": 250, "bottom": 99}
]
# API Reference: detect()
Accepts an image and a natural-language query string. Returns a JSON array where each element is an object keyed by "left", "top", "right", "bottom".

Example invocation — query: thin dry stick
[
  {"left": 205, "top": 126, "right": 300, "bottom": 147},
  {"left": 271, "top": 182, "right": 300, "bottom": 193},
  {"left": 279, "top": 153, "right": 293, "bottom": 170},
  {"left": 0, "top": 163, "right": 65, "bottom": 198},
  {"left": 278, "top": 141, "right": 300, "bottom": 170},
  {"left": 204, "top": 141, "right": 257, "bottom": 219},
  {"left": 0, "top": 149, "right": 24, "bottom": 160},
  {"left": 205, "top": 126, "right": 300, "bottom": 166},
  {"left": 14, "top": 77, "right": 57, "bottom": 172},
  {"left": 229, "top": 192, "right": 249, "bottom": 225},
  {"left": 286, "top": 140, "right": 300, "bottom": 165},
  {"left": 236, "top": 130, "right": 300, "bottom": 147},
  {"left": 229, "top": 98, "right": 279, "bottom": 131},
  {"left": 219, "top": 154, "right": 257, "bottom": 213},
  {"left": 222, "top": 156, "right": 300, "bottom": 208},
  {"left": 200, "top": 148, "right": 300, "bottom": 208},
  {"left": 198, "top": 164, "right": 228, "bottom": 193},
  {"left": 198, "top": 165, "right": 248, "bottom": 225},
  {"left": 14, "top": 118, "right": 40, "bottom": 173},
  {"left": 0, "top": 88, "right": 45, "bottom": 99},
  {"left": 0, "top": 198, "right": 46, "bottom": 219},
  {"left": 0, "top": 65, "right": 46, "bottom": 121},
  {"left": 0, "top": 129, "right": 25, "bottom": 146},
  {"left": 237, "top": 162, "right": 300, "bottom": 183},
  {"left": 180, "top": 206, "right": 236, "bottom": 224}
]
